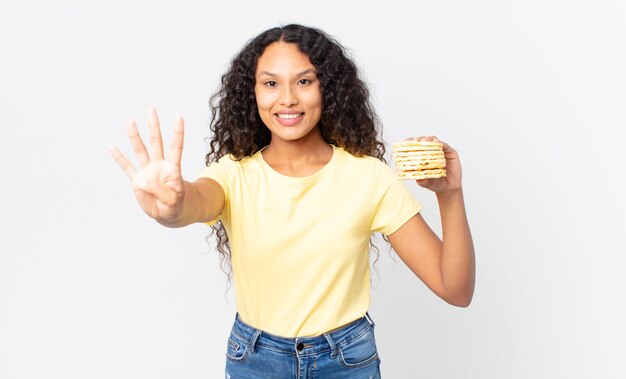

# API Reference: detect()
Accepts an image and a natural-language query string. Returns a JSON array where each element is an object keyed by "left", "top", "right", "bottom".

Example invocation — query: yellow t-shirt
[{"left": 197, "top": 145, "right": 422, "bottom": 337}]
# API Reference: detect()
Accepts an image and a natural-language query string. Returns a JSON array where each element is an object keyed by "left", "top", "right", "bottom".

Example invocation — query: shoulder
[
  {"left": 209, "top": 151, "right": 262, "bottom": 169},
  {"left": 335, "top": 147, "right": 387, "bottom": 167},
  {"left": 335, "top": 147, "right": 394, "bottom": 177},
  {"left": 197, "top": 152, "right": 260, "bottom": 182},
  {"left": 213, "top": 153, "right": 243, "bottom": 166}
]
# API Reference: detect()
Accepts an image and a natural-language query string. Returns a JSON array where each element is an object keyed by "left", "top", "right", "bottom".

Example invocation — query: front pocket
[
  {"left": 226, "top": 337, "right": 248, "bottom": 362},
  {"left": 337, "top": 327, "right": 379, "bottom": 368}
]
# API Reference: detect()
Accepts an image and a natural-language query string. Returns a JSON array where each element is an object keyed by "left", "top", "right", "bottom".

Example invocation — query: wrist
[
  {"left": 156, "top": 211, "right": 187, "bottom": 228},
  {"left": 436, "top": 187, "right": 463, "bottom": 201}
]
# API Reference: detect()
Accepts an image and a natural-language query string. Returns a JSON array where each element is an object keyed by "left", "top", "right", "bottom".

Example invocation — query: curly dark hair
[{"left": 205, "top": 24, "right": 389, "bottom": 285}]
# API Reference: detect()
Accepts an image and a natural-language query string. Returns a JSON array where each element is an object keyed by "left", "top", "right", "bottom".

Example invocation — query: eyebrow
[{"left": 258, "top": 68, "right": 317, "bottom": 77}]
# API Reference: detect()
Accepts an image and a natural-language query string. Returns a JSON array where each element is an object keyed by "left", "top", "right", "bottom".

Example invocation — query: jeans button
[{"left": 296, "top": 342, "right": 304, "bottom": 351}]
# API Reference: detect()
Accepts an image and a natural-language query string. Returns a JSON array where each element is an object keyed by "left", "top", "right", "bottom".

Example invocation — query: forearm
[{"left": 437, "top": 189, "right": 476, "bottom": 306}]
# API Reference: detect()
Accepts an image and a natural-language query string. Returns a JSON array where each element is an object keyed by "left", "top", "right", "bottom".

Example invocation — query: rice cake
[{"left": 392, "top": 140, "right": 447, "bottom": 180}]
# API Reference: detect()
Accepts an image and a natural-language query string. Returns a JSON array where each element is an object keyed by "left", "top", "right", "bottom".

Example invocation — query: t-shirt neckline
[{"left": 257, "top": 144, "right": 338, "bottom": 181}]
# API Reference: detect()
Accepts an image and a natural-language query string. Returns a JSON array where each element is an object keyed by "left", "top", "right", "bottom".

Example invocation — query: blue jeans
[{"left": 225, "top": 313, "right": 382, "bottom": 378}]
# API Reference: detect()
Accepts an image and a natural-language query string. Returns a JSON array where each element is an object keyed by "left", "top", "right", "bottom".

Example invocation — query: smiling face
[{"left": 255, "top": 42, "right": 323, "bottom": 144}]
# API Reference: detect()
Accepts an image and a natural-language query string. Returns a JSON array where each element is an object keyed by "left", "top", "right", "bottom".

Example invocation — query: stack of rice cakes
[{"left": 392, "top": 140, "right": 447, "bottom": 180}]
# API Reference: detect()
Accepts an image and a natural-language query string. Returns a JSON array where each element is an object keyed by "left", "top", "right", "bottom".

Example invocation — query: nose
[{"left": 279, "top": 85, "right": 298, "bottom": 106}]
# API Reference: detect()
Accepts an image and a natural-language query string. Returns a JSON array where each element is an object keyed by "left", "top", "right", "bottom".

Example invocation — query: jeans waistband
[{"left": 230, "top": 313, "right": 375, "bottom": 357}]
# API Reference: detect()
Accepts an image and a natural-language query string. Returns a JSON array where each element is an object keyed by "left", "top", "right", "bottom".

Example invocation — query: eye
[
  {"left": 264, "top": 80, "right": 278, "bottom": 87},
  {"left": 298, "top": 79, "right": 311, "bottom": 85}
]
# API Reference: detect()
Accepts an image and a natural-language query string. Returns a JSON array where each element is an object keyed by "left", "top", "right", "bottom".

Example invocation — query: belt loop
[
  {"left": 249, "top": 330, "right": 262, "bottom": 354},
  {"left": 323, "top": 332, "right": 338, "bottom": 359},
  {"left": 365, "top": 312, "right": 375, "bottom": 327}
]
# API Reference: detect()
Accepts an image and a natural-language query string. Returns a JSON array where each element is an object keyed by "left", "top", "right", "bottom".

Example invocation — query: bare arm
[
  {"left": 109, "top": 107, "right": 224, "bottom": 228},
  {"left": 387, "top": 137, "right": 475, "bottom": 307},
  {"left": 161, "top": 178, "right": 224, "bottom": 228}
]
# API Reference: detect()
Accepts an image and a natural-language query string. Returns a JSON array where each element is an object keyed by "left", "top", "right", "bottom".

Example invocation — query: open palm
[{"left": 109, "top": 107, "right": 186, "bottom": 223}]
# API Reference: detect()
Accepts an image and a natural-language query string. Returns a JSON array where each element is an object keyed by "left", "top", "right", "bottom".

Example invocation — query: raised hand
[
  {"left": 109, "top": 107, "right": 186, "bottom": 223},
  {"left": 407, "top": 136, "right": 462, "bottom": 194}
]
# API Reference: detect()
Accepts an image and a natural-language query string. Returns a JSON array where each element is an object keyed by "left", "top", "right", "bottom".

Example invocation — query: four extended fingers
[{"left": 111, "top": 107, "right": 184, "bottom": 175}]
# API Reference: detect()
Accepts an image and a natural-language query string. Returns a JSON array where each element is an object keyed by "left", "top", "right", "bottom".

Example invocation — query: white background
[{"left": 1, "top": 0, "right": 625, "bottom": 378}]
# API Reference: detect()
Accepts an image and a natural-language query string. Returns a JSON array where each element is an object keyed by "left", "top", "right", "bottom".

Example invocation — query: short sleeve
[
  {"left": 194, "top": 155, "right": 234, "bottom": 226},
  {"left": 370, "top": 162, "right": 423, "bottom": 235}
]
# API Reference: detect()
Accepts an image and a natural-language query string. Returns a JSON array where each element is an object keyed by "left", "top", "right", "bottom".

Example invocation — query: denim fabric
[{"left": 225, "top": 313, "right": 382, "bottom": 379}]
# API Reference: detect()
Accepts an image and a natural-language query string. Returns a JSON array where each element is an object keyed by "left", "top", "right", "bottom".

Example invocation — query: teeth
[{"left": 277, "top": 113, "right": 302, "bottom": 119}]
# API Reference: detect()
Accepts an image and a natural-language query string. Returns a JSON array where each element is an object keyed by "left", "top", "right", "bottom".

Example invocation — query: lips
[
  {"left": 274, "top": 112, "right": 304, "bottom": 126},
  {"left": 276, "top": 112, "right": 304, "bottom": 119}
]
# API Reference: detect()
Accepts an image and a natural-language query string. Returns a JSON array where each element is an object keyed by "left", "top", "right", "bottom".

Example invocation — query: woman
[{"left": 110, "top": 24, "right": 475, "bottom": 379}]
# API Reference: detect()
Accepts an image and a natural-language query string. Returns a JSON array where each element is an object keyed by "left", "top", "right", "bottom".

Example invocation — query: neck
[{"left": 263, "top": 128, "right": 332, "bottom": 164}]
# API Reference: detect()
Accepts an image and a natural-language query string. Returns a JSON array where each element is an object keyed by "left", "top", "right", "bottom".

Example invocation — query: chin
[{"left": 271, "top": 127, "right": 317, "bottom": 142}]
